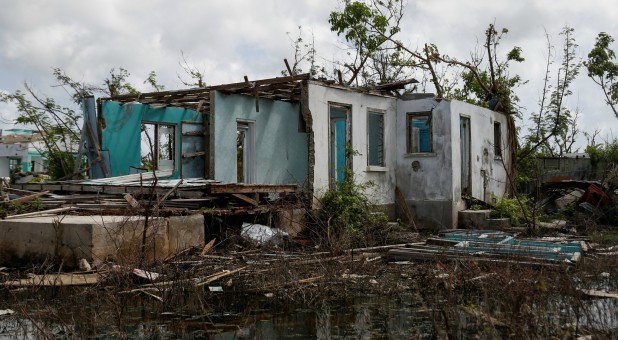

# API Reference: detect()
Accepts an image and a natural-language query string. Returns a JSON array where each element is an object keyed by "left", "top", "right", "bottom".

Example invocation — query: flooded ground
[
  {"left": 1, "top": 230, "right": 618, "bottom": 339},
  {"left": 1, "top": 258, "right": 617, "bottom": 339}
]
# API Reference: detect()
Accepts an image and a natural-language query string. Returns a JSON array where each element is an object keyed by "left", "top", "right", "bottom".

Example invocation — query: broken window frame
[
  {"left": 140, "top": 122, "right": 177, "bottom": 171},
  {"left": 367, "top": 109, "right": 385, "bottom": 167},
  {"left": 406, "top": 112, "right": 432, "bottom": 154}
]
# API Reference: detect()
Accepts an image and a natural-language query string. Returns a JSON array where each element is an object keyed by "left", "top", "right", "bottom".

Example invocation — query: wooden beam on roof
[{"left": 284, "top": 59, "right": 294, "bottom": 76}]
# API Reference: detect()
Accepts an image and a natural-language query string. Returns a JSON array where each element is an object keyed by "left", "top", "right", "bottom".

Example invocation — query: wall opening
[
  {"left": 236, "top": 120, "right": 255, "bottom": 183},
  {"left": 141, "top": 122, "right": 176, "bottom": 171},
  {"left": 367, "top": 110, "right": 385, "bottom": 166},
  {"left": 460, "top": 116, "right": 471, "bottom": 195},
  {"left": 407, "top": 112, "right": 432, "bottom": 153},
  {"left": 494, "top": 121, "right": 502, "bottom": 158},
  {"left": 329, "top": 104, "right": 351, "bottom": 186}
]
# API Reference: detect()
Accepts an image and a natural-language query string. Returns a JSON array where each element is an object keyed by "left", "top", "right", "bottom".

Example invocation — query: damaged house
[{"left": 96, "top": 74, "right": 513, "bottom": 229}]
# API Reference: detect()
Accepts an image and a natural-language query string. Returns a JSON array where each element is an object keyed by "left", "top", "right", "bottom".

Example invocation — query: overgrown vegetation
[
  {"left": 309, "top": 175, "right": 390, "bottom": 251},
  {"left": 490, "top": 196, "right": 532, "bottom": 227},
  {"left": 0, "top": 199, "right": 43, "bottom": 218}
]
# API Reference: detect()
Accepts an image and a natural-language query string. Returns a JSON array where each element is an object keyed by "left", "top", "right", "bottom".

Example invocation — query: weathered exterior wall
[
  {"left": 395, "top": 98, "right": 455, "bottom": 228},
  {"left": 536, "top": 155, "right": 601, "bottom": 183},
  {"left": 211, "top": 91, "right": 308, "bottom": 185},
  {"left": 0, "top": 215, "right": 204, "bottom": 267},
  {"left": 101, "top": 101, "right": 202, "bottom": 179},
  {"left": 449, "top": 100, "right": 511, "bottom": 206},
  {"left": 394, "top": 98, "right": 511, "bottom": 229},
  {"left": 307, "top": 82, "right": 398, "bottom": 206}
]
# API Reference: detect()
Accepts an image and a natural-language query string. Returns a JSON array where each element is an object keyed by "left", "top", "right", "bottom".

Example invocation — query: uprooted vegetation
[{"left": 1, "top": 231, "right": 617, "bottom": 338}]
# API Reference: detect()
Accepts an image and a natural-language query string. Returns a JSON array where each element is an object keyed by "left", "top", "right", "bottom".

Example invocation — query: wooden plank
[
  {"left": 395, "top": 186, "right": 417, "bottom": 231},
  {"left": 231, "top": 193, "right": 258, "bottom": 206},
  {"left": 3, "top": 272, "right": 100, "bottom": 286},
  {"left": 2, "top": 191, "right": 49, "bottom": 205},
  {"left": 207, "top": 184, "right": 297, "bottom": 194},
  {"left": 4, "top": 206, "right": 76, "bottom": 220}
]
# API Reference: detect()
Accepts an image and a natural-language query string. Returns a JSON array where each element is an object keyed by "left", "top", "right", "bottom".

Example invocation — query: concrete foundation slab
[{"left": 0, "top": 214, "right": 205, "bottom": 268}]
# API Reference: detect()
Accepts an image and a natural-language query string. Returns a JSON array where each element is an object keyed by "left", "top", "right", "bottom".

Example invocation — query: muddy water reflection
[
  {"left": 0, "top": 289, "right": 434, "bottom": 339},
  {"left": 1, "top": 286, "right": 617, "bottom": 338}
]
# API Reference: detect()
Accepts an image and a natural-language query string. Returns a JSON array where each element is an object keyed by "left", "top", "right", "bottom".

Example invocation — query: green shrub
[
  {"left": 490, "top": 197, "right": 532, "bottom": 226},
  {"left": 311, "top": 177, "right": 389, "bottom": 250}
]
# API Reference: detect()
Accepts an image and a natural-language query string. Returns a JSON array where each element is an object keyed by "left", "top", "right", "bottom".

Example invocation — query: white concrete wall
[
  {"left": 449, "top": 100, "right": 511, "bottom": 207},
  {"left": 308, "top": 82, "right": 397, "bottom": 205}
]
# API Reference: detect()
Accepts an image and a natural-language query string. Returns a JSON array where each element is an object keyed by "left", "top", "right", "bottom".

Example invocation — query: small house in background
[
  {"left": 0, "top": 129, "right": 46, "bottom": 177},
  {"left": 96, "top": 74, "right": 513, "bottom": 229}
]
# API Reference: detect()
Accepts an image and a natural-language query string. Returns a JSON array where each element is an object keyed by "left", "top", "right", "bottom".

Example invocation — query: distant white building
[{"left": 0, "top": 129, "right": 46, "bottom": 177}]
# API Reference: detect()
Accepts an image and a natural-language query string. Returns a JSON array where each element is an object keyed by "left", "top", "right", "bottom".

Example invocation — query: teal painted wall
[
  {"left": 213, "top": 91, "right": 308, "bottom": 185},
  {"left": 101, "top": 101, "right": 202, "bottom": 178}
]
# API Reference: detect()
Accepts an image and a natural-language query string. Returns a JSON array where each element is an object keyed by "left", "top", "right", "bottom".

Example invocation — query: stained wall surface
[
  {"left": 307, "top": 82, "right": 397, "bottom": 206},
  {"left": 101, "top": 101, "right": 203, "bottom": 179},
  {"left": 211, "top": 91, "right": 308, "bottom": 185}
]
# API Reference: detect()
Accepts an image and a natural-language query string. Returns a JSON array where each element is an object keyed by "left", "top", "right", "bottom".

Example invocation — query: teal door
[{"left": 329, "top": 105, "right": 350, "bottom": 185}]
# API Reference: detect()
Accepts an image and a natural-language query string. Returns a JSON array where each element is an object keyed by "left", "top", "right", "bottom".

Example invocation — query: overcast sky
[{"left": 1, "top": 0, "right": 617, "bottom": 148}]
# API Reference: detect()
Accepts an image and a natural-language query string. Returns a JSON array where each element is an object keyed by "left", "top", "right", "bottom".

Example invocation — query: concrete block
[
  {"left": 0, "top": 214, "right": 204, "bottom": 268},
  {"left": 458, "top": 209, "right": 491, "bottom": 229},
  {"left": 167, "top": 215, "right": 205, "bottom": 251}
]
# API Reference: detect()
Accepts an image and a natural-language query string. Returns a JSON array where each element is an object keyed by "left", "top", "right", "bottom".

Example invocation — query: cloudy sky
[{"left": 1, "top": 0, "right": 617, "bottom": 148}]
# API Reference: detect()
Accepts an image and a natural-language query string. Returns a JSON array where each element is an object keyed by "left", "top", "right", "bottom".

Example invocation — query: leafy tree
[
  {"left": 329, "top": 0, "right": 415, "bottom": 86},
  {"left": 103, "top": 67, "right": 138, "bottom": 97},
  {"left": 525, "top": 26, "right": 581, "bottom": 157},
  {"left": 585, "top": 32, "right": 618, "bottom": 119}
]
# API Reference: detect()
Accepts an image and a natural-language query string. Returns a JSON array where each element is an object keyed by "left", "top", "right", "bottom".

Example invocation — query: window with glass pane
[{"left": 367, "top": 111, "right": 384, "bottom": 166}]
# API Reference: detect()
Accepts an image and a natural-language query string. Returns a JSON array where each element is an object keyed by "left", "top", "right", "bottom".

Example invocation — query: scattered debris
[
  {"left": 78, "top": 258, "right": 92, "bottom": 271},
  {"left": 241, "top": 223, "right": 291, "bottom": 246},
  {"left": 4, "top": 273, "right": 101, "bottom": 286},
  {"left": 387, "top": 230, "right": 584, "bottom": 265},
  {"left": 0, "top": 309, "right": 15, "bottom": 316},
  {"left": 578, "top": 289, "right": 618, "bottom": 299}
]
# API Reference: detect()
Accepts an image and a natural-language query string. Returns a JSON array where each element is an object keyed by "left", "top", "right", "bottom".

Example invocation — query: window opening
[
  {"left": 141, "top": 123, "right": 176, "bottom": 171},
  {"left": 407, "top": 113, "right": 432, "bottom": 153},
  {"left": 367, "top": 111, "right": 385, "bottom": 166},
  {"left": 494, "top": 121, "right": 502, "bottom": 158}
]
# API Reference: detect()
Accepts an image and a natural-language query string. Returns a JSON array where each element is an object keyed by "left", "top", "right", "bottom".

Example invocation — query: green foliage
[
  {"left": 490, "top": 197, "right": 531, "bottom": 226},
  {"left": 46, "top": 150, "right": 77, "bottom": 180},
  {"left": 104, "top": 68, "right": 138, "bottom": 97},
  {"left": 144, "top": 71, "right": 165, "bottom": 92},
  {"left": 0, "top": 199, "right": 43, "bottom": 217},
  {"left": 329, "top": 0, "right": 413, "bottom": 86},
  {"left": 443, "top": 24, "right": 526, "bottom": 116},
  {"left": 313, "top": 174, "right": 388, "bottom": 249},
  {"left": 585, "top": 32, "right": 618, "bottom": 119}
]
